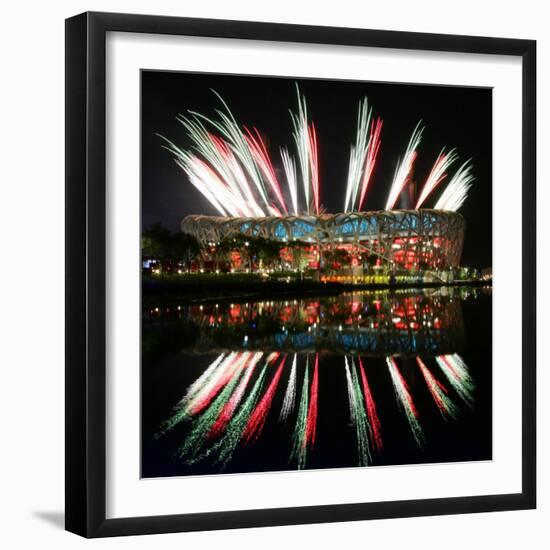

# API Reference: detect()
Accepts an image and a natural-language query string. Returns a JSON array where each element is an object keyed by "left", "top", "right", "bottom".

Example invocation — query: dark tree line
[{"left": 142, "top": 223, "right": 200, "bottom": 269}]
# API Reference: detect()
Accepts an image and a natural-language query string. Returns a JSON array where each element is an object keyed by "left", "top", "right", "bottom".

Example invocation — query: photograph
[{"left": 140, "top": 70, "right": 493, "bottom": 478}]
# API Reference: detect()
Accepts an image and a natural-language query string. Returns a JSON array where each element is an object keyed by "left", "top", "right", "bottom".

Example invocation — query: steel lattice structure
[{"left": 181, "top": 209, "right": 465, "bottom": 269}]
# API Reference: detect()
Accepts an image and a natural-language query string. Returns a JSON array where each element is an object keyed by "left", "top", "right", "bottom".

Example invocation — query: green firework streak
[
  {"left": 290, "top": 360, "right": 309, "bottom": 469},
  {"left": 155, "top": 354, "right": 230, "bottom": 438},
  {"left": 213, "top": 364, "right": 269, "bottom": 469},
  {"left": 437, "top": 354, "right": 475, "bottom": 408},
  {"left": 175, "top": 368, "right": 245, "bottom": 462}
]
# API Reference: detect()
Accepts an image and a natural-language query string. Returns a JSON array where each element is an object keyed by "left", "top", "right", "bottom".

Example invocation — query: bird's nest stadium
[{"left": 181, "top": 209, "right": 465, "bottom": 273}]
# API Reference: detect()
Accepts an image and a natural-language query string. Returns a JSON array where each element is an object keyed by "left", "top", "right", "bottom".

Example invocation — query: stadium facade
[{"left": 181, "top": 209, "right": 465, "bottom": 274}]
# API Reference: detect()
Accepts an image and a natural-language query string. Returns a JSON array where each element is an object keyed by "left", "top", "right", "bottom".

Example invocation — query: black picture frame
[{"left": 65, "top": 11, "right": 536, "bottom": 538}]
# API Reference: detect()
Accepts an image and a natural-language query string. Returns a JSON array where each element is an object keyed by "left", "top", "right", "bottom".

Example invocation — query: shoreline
[{"left": 142, "top": 275, "right": 492, "bottom": 306}]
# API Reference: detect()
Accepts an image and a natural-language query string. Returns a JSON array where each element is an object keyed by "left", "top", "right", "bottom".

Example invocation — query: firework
[
  {"left": 358, "top": 357, "right": 383, "bottom": 454},
  {"left": 163, "top": 86, "right": 474, "bottom": 218},
  {"left": 290, "top": 356, "right": 310, "bottom": 469},
  {"left": 387, "top": 356, "right": 424, "bottom": 446},
  {"left": 434, "top": 159, "right": 474, "bottom": 211},
  {"left": 281, "top": 147, "right": 299, "bottom": 215},
  {"left": 156, "top": 352, "right": 239, "bottom": 436},
  {"left": 305, "top": 354, "right": 319, "bottom": 447},
  {"left": 289, "top": 86, "right": 320, "bottom": 215},
  {"left": 417, "top": 357, "right": 458, "bottom": 419},
  {"left": 345, "top": 356, "right": 371, "bottom": 466},
  {"left": 279, "top": 353, "right": 298, "bottom": 422},
  {"left": 385, "top": 121, "right": 424, "bottom": 210},
  {"left": 344, "top": 99, "right": 383, "bottom": 212},
  {"left": 241, "top": 355, "right": 287, "bottom": 444},
  {"left": 175, "top": 362, "right": 246, "bottom": 460},
  {"left": 209, "top": 352, "right": 262, "bottom": 438},
  {"left": 436, "top": 354, "right": 475, "bottom": 407},
  {"left": 415, "top": 148, "right": 458, "bottom": 208},
  {"left": 244, "top": 126, "right": 289, "bottom": 214}
]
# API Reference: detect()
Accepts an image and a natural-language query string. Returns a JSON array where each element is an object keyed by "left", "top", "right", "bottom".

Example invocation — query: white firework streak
[
  {"left": 417, "top": 357, "right": 459, "bottom": 420},
  {"left": 174, "top": 156, "right": 229, "bottom": 216},
  {"left": 195, "top": 91, "right": 271, "bottom": 210},
  {"left": 344, "top": 98, "right": 372, "bottom": 212},
  {"left": 156, "top": 352, "right": 243, "bottom": 436},
  {"left": 434, "top": 159, "right": 474, "bottom": 211},
  {"left": 345, "top": 357, "right": 371, "bottom": 465},
  {"left": 177, "top": 115, "right": 259, "bottom": 212},
  {"left": 415, "top": 148, "right": 458, "bottom": 208},
  {"left": 385, "top": 121, "right": 424, "bottom": 210},
  {"left": 181, "top": 156, "right": 253, "bottom": 217},
  {"left": 162, "top": 121, "right": 261, "bottom": 217},
  {"left": 176, "top": 353, "right": 227, "bottom": 407},
  {"left": 184, "top": 352, "right": 248, "bottom": 415},
  {"left": 386, "top": 356, "right": 424, "bottom": 447},
  {"left": 243, "top": 126, "right": 289, "bottom": 214},
  {"left": 281, "top": 147, "right": 299, "bottom": 215},
  {"left": 436, "top": 354, "right": 475, "bottom": 407},
  {"left": 358, "top": 117, "right": 383, "bottom": 211},
  {"left": 344, "top": 356, "right": 357, "bottom": 424},
  {"left": 280, "top": 354, "right": 298, "bottom": 422},
  {"left": 289, "top": 85, "right": 319, "bottom": 215}
]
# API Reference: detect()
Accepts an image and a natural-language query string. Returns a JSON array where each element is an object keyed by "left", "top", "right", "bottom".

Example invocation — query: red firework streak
[
  {"left": 308, "top": 122, "right": 320, "bottom": 215},
  {"left": 305, "top": 354, "right": 319, "bottom": 447},
  {"left": 438, "top": 354, "right": 461, "bottom": 380},
  {"left": 207, "top": 133, "right": 256, "bottom": 213},
  {"left": 208, "top": 354, "right": 259, "bottom": 439},
  {"left": 415, "top": 150, "right": 452, "bottom": 209},
  {"left": 358, "top": 117, "right": 383, "bottom": 211},
  {"left": 241, "top": 355, "right": 287, "bottom": 444},
  {"left": 358, "top": 357, "right": 382, "bottom": 453},
  {"left": 417, "top": 357, "right": 452, "bottom": 415},
  {"left": 244, "top": 126, "right": 289, "bottom": 214}
]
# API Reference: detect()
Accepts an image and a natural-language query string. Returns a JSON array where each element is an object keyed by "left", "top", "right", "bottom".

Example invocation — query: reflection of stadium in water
[
  {"left": 143, "top": 286, "right": 491, "bottom": 476},
  {"left": 144, "top": 287, "right": 486, "bottom": 356}
]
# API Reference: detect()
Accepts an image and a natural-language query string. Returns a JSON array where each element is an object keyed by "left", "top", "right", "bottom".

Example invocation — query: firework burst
[
  {"left": 434, "top": 159, "right": 475, "bottom": 211},
  {"left": 161, "top": 85, "right": 474, "bottom": 221},
  {"left": 415, "top": 148, "right": 458, "bottom": 208},
  {"left": 385, "top": 121, "right": 424, "bottom": 210},
  {"left": 344, "top": 98, "right": 383, "bottom": 212}
]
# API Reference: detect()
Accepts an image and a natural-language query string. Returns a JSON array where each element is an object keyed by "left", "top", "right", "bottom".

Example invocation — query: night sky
[{"left": 141, "top": 70, "right": 492, "bottom": 268}]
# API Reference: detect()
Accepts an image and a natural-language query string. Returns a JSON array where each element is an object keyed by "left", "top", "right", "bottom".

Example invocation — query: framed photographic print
[{"left": 65, "top": 11, "right": 536, "bottom": 537}]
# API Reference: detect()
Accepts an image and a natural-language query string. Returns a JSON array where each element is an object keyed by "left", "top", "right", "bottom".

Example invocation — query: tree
[
  {"left": 289, "top": 241, "right": 310, "bottom": 279},
  {"left": 258, "top": 238, "right": 282, "bottom": 271},
  {"left": 171, "top": 232, "right": 200, "bottom": 272},
  {"left": 142, "top": 223, "right": 172, "bottom": 258}
]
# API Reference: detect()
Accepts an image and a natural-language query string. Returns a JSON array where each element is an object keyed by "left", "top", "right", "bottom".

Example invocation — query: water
[{"left": 141, "top": 286, "right": 492, "bottom": 477}]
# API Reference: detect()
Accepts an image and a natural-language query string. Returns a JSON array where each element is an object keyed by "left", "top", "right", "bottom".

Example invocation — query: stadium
[{"left": 181, "top": 209, "right": 465, "bottom": 276}]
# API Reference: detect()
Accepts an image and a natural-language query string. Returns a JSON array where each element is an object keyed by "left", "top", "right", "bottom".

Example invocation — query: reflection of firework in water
[
  {"left": 290, "top": 356, "right": 310, "bottom": 469},
  {"left": 417, "top": 357, "right": 458, "bottom": 420},
  {"left": 387, "top": 356, "right": 425, "bottom": 447},
  {"left": 241, "top": 355, "right": 286, "bottom": 443},
  {"left": 358, "top": 357, "right": 383, "bottom": 454},
  {"left": 155, "top": 351, "right": 476, "bottom": 472},
  {"left": 345, "top": 356, "right": 371, "bottom": 466},
  {"left": 436, "top": 353, "right": 475, "bottom": 407},
  {"left": 160, "top": 86, "right": 473, "bottom": 216},
  {"left": 279, "top": 354, "right": 297, "bottom": 422}
]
